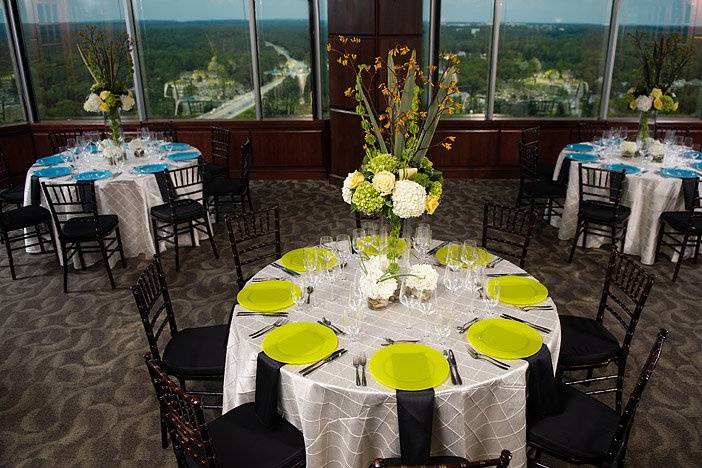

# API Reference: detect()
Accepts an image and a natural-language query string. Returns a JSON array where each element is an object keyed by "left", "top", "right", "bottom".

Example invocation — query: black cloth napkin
[
  {"left": 396, "top": 388, "right": 435, "bottom": 465},
  {"left": 524, "top": 344, "right": 564, "bottom": 421},
  {"left": 255, "top": 351, "right": 285, "bottom": 428}
]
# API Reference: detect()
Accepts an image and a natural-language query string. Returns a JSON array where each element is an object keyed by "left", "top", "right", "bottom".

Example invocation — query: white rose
[
  {"left": 120, "top": 93, "right": 135, "bottom": 111},
  {"left": 635, "top": 95, "right": 652, "bottom": 112},
  {"left": 620, "top": 141, "right": 637, "bottom": 155},
  {"left": 372, "top": 171, "right": 395, "bottom": 195},
  {"left": 405, "top": 264, "right": 439, "bottom": 291},
  {"left": 83, "top": 93, "right": 102, "bottom": 113},
  {"left": 391, "top": 179, "right": 426, "bottom": 219},
  {"left": 342, "top": 185, "right": 353, "bottom": 204}
]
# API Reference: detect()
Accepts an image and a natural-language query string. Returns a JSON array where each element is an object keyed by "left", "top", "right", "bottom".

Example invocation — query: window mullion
[
  {"left": 122, "top": 0, "right": 146, "bottom": 121},
  {"left": 4, "top": 0, "right": 37, "bottom": 122},
  {"left": 486, "top": 0, "right": 502, "bottom": 120},
  {"left": 247, "top": 0, "right": 262, "bottom": 120},
  {"left": 599, "top": 0, "right": 622, "bottom": 121},
  {"left": 310, "top": 0, "right": 322, "bottom": 119}
]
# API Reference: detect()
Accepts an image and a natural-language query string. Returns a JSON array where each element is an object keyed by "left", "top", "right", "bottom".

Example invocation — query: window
[
  {"left": 438, "top": 0, "right": 494, "bottom": 116},
  {"left": 17, "top": 0, "right": 132, "bottom": 120},
  {"left": 0, "top": 4, "right": 26, "bottom": 123},
  {"left": 495, "top": 0, "right": 612, "bottom": 117},
  {"left": 318, "top": 0, "right": 329, "bottom": 117},
  {"left": 609, "top": 0, "right": 702, "bottom": 118},
  {"left": 133, "top": 0, "right": 254, "bottom": 119},
  {"left": 255, "top": 0, "right": 313, "bottom": 118}
]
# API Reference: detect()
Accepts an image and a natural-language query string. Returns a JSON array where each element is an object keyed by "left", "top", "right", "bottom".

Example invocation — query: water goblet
[
  {"left": 342, "top": 305, "right": 366, "bottom": 343},
  {"left": 415, "top": 289, "right": 437, "bottom": 337},
  {"left": 461, "top": 240, "right": 478, "bottom": 269},
  {"left": 481, "top": 276, "right": 500, "bottom": 316},
  {"left": 413, "top": 224, "right": 432, "bottom": 260},
  {"left": 336, "top": 234, "right": 352, "bottom": 271},
  {"left": 433, "top": 305, "right": 454, "bottom": 345},
  {"left": 352, "top": 228, "right": 367, "bottom": 258},
  {"left": 443, "top": 261, "right": 463, "bottom": 293}
]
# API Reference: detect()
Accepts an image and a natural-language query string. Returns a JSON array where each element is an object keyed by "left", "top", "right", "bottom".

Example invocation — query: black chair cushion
[
  {"left": 206, "top": 176, "right": 244, "bottom": 197},
  {"left": 62, "top": 215, "right": 118, "bottom": 241},
  {"left": 163, "top": 324, "right": 227, "bottom": 376},
  {"left": 524, "top": 180, "right": 567, "bottom": 198},
  {"left": 0, "top": 205, "right": 51, "bottom": 231},
  {"left": 528, "top": 386, "right": 618, "bottom": 463},
  {"left": 558, "top": 315, "right": 620, "bottom": 367},
  {"left": 368, "top": 456, "right": 467, "bottom": 468},
  {"left": 151, "top": 199, "right": 207, "bottom": 223},
  {"left": 661, "top": 210, "right": 702, "bottom": 233},
  {"left": 0, "top": 184, "right": 24, "bottom": 204},
  {"left": 205, "top": 162, "right": 229, "bottom": 179},
  {"left": 580, "top": 200, "right": 631, "bottom": 224},
  {"left": 207, "top": 402, "right": 305, "bottom": 468}
]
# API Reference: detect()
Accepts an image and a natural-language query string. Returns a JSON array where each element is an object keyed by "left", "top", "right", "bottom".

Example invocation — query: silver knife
[
  {"left": 500, "top": 313, "right": 552, "bottom": 334},
  {"left": 427, "top": 240, "right": 449, "bottom": 255},
  {"left": 443, "top": 350, "right": 457, "bottom": 385},
  {"left": 448, "top": 349, "right": 462, "bottom": 385},
  {"left": 271, "top": 262, "right": 301, "bottom": 277},
  {"left": 486, "top": 273, "right": 531, "bottom": 277},
  {"left": 300, "top": 349, "right": 347, "bottom": 376}
]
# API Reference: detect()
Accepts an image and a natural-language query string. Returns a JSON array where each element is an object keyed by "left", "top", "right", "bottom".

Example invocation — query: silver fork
[
  {"left": 360, "top": 353, "right": 367, "bottom": 386},
  {"left": 352, "top": 355, "right": 361, "bottom": 386},
  {"left": 457, "top": 318, "right": 479, "bottom": 334},
  {"left": 249, "top": 318, "right": 287, "bottom": 338},
  {"left": 465, "top": 347, "right": 510, "bottom": 370}
]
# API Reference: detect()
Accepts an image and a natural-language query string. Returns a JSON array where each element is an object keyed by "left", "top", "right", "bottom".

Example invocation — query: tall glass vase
[
  {"left": 104, "top": 107, "right": 123, "bottom": 145},
  {"left": 636, "top": 111, "right": 656, "bottom": 142}
]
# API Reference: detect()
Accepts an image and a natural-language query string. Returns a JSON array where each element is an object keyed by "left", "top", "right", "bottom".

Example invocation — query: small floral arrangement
[
  {"left": 78, "top": 25, "right": 134, "bottom": 145},
  {"left": 100, "top": 139, "right": 124, "bottom": 166},
  {"left": 623, "top": 32, "right": 692, "bottom": 139},
  {"left": 128, "top": 138, "right": 145, "bottom": 157},
  {"left": 331, "top": 37, "right": 460, "bottom": 267},
  {"left": 404, "top": 264, "right": 438, "bottom": 301},
  {"left": 647, "top": 139, "right": 666, "bottom": 162},
  {"left": 620, "top": 141, "right": 637, "bottom": 156},
  {"left": 359, "top": 255, "right": 399, "bottom": 309}
]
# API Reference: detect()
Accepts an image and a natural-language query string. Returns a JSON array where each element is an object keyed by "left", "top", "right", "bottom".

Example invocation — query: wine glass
[
  {"left": 342, "top": 305, "right": 366, "bottom": 343},
  {"left": 415, "top": 289, "right": 437, "bottom": 337},
  {"left": 443, "top": 261, "right": 463, "bottom": 293},
  {"left": 433, "top": 305, "right": 453, "bottom": 345},
  {"left": 398, "top": 278, "right": 416, "bottom": 330},
  {"left": 461, "top": 240, "right": 478, "bottom": 269},
  {"left": 336, "top": 234, "right": 352, "bottom": 271},
  {"left": 482, "top": 276, "right": 501, "bottom": 316},
  {"left": 303, "top": 247, "right": 322, "bottom": 289},
  {"left": 351, "top": 228, "right": 367, "bottom": 258},
  {"left": 289, "top": 280, "right": 306, "bottom": 315},
  {"left": 413, "top": 224, "right": 432, "bottom": 260}
]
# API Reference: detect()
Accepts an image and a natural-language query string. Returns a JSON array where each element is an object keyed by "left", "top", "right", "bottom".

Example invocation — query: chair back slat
[
  {"left": 211, "top": 126, "right": 232, "bottom": 171},
  {"left": 139, "top": 121, "right": 178, "bottom": 142},
  {"left": 577, "top": 122, "right": 608, "bottom": 142},
  {"left": 606, "top": 329, "right": 668, "bottom": 464},
  {"left": 144, "top": 354, "right": 216, "bottom": 467},
  {"left": 520, "top": 126, "right": 540, "bottom": 146},
  {"left": 0, "top": 149, "right": 12, "bottom": 191},
  {"left": 41, "top": 182, "right": 100, "bottom": 239},
  {"left": 155, "top": 160, "right": 205, "bottom": 207},
  {"left": 518, "top": 141, "right": 540, "bottom": 181},
  {"left": 482, "top": 202, "right": 537, "bottom": 268},
  {"left": 596, "top": 249, "right": 655, "bottom": 355},
  {"left": 681, "top": 177, "right": 701, "bottom": 212},
  {"left": 226, "top": 206, "right": 281, "bottom": 289},
  {"left": 578, "top": 165, "right": 626, "bottom": 207},
  {"left": 130, "top": 256, "right": 178, "bottom": 361},
  {"left": 48, "top": 129, "right": 83, "bottom": 154},
  {"left": 241, "top": 139, "right": 252, "bottom": 182}
]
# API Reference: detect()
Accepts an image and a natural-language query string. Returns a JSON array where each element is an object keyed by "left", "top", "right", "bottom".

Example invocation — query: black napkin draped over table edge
[
  {"left": 396, "top": 388, "right": 435, "bottom": 465},
  {"left": 31, "top": 176, "right": 97, "bottom": 211},
  {"left": 524, "top": 344, "right": 565, "bottom": 421},
  {"left": 255, "top": 351, "right": 285, "bottom": 428}
]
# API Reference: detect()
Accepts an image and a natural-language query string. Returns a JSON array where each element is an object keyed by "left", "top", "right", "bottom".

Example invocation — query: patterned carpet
[{"left": 0, "top": 179, "right": 699, "bottom": 467}]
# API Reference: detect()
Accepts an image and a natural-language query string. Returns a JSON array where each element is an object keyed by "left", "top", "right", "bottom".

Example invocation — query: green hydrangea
[
  {"left": 368, "top": 153, "right": 399, "bottom": 174},
  {"left": 352, "top": 181, "right": 386, "bottom": 215},
  {"left": 659, "top": 95, "right": 675, "bottom": 112},
  {"left": 430, "top": 181, "right": 443, "bottom": 198},
  {"left": 419, "top": 157, "right": 433, "bottom": 170},
  {"left": 409, "top": 172, "right": 431, "bottom": 189}
]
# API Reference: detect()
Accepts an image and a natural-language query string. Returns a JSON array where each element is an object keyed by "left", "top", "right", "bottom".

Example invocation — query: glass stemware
[
  {"left": 415, "top": 289, "right": 437, "bottom": 337},
  {"left": 461, "top": 240, "right": 478, "bottom": 269},
  {"left": 413, "top": 223, "right": 432, "bottom": 260},
  {"left": 481, "top": 276, "right": 500, "bottom": 317},
  {"left": 398, "top": 278, "right": 417, "bottom": 330},
  {"left": 443, "top": 261, "right": 463, "bottom": 293},
  {"left": 433, "top": 305, "right": 453, "bottom": 345},
  {"left": 351, "top": 228, "right": 367, "bottom": 258},
  {"left": 335, "top": 234, "right": 352, "bottom": 271}
]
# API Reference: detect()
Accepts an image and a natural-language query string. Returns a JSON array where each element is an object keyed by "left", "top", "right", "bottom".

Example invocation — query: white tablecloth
[
  {"left": 23, "top": 149, "right": 206, "bottom": 268},
  {"left": 552, "top": 145, "right": 696, "bottom": 265},
  {"left": 223, "top": 245, "right": 561, "bottom": 468}
]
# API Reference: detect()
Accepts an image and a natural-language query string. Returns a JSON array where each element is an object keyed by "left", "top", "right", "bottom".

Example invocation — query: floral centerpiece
[
  {"left": 404, "top": 264, "right": 439, "bottom": 301},
  {"left": 359, "top": 255, "right": 399, "bottom": 310},
  {"left": 331, "top": 37, "right": 461, "bottom": 277},
  {"left": 623, "top": 32, "right": 692, "bottom": 140},
  {"left": 78, "top": 25, "right": 135, "bottom": 145}
]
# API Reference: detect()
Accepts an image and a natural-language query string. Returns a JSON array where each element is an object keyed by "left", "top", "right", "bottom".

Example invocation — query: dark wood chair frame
[
  {"left": 152, "top": 161, "right": 219, "bottom": 272},
  {"left": 0, "top": 148, "right": 22, "bottom": 210},
  {"left": 210, "top": 126, "right": 232, "bottom": 175},
  {"left": 1, "top": 209, "right": 58, "bottom": 280},
  {"left": 520, "top": 126, "right": 540, "bottom": 145},
  {"left": 41, "top": 181, "right": 126, "bottom": 292},
  {"left": 211, "top": 139, "right": 254, "bottom": 223},
  {"left": 515, "top": 141, "right": 564, "bottom": 223},
  {"left": 654, "top": 177, "right": 701, "bottom": 282},
  {"left": 139, "top": 121, "right": 179, "bottom": 142},
  {"left": 133, "top": 257, "right": 225, "bottom": 448},
  {"left": 370, "top": 450, "right": 512, "bottom": 468},
  {"left": 532, "top": 329, "right": 668, "bottom": 468},
  {"left": 568, "top": 165, "right": 629, "bottom": 263},
  {"left": 558, "top": 248, "right": 655, "bottom": 413},
  {"left": 577, "top": 122, "right": 609, "bottom": 143},
  {"left": 48, "top": 129, "right": 84, "bottom": 154},
  {"left": 482, "top": 202, "right": 537, "bottom": 269},
  {"left": 225, "top": 206, "right": 281, "bottom": 291}
]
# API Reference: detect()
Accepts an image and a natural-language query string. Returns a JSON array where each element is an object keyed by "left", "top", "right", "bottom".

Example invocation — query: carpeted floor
[{"left": 0, "top": 179, "right": 699, "bottom": 467}]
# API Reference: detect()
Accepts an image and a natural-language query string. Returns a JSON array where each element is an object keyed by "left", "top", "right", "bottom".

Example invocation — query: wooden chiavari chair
[
  {"left": 515, "top": 141, "right": 565, "bottom": 222},
  {"left": 48, "top": 129, "right": 83, "bottom": 154},
  {"left": 481, "top": 202, "right": 537, "bottom": 268},
  {"left": 208, "top": 139, "right": 254, "bottom": 222}
]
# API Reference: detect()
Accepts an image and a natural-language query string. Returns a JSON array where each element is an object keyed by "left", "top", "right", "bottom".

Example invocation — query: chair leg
[
  {"left": 694, "top": 235, "right": 701, "bottom": 264},
  {"left": 160, "top": 412, "right": 169, "bottom": 449},
  {"left": 246, "top": 191, "right": 253, "bottom": 211},
  {"left": 584, "top": 368, "right": 594, "bottom": 387},
  {"left": 615, "top": 359, "right": 626, "bottom": 414},
  {"left": 77, "top": 243, "right": 86, "bottom": 271},
  {"left": 672, "top": 233, "right": 689, "bottom": 282},
  {"left": 2, "top": 231, "right": 16, "bottom": 280},
  {"left": 173, "top": 223, "right": 180, "bottom": 272},
  {"left": 62, "top": 244, "right": 69, "bottom": 293},
  {"left": 654, "top": 224, "right": 664, "bottom": 263},
  {"left": 35, "top": 225, "right": 45, "bottom": 253},
  {"left": 568, "top": 218, "right": 582, "bottom": 263},
  {"left": 620, "top": 225, "right": 627, "bottom": 252},
  {"left": 582, "top": 221, "right": 588, "bottom": 250},
  {"left": 214, "top": 196, "right": 220, "bottom": 223},
  {"left": 204, "top": 217, "right": 219, "bottom": 259},
  {"left": 189, "top": 221, "right": 196, "bottom": 247},
  {"left": 115, "top": 226, "right": 127, "bottom": 268},
  {"left": 98, "top": 238, "right": 116, "bottom": 289},
  {"left": 152, "top": 219, "right": 161, "bottom": 255},
  {"left": 47, "top": 223, "right": 59, "bottom": 265}
]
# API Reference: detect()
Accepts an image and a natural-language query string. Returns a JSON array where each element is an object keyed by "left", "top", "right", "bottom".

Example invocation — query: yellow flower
[
  {"left": 348, "top": 170, "right": 365, "bottom": 189},
  {"left": 425, "top": 194, "right": 440, "bottom": 215},
  {"left": 650, "top": 88, "right": 663, "bottom": 99},
  {"left": 326, "top": 43, "right": 331, "bottom": 52},
  {"left": 673, "top": 101, "right": 679, "bottom": 111},
  {"left": 344, "top": 87, "right": 354, "bottom": 97},
  {"left": 653, "top": 97, "right": 663, "bottom": 110},
  {"left": 98, "top": 102, "right": 110, "bottom": 112},
  {"left": 629, "top": 100, "right": 637, "bottom": 110},
  {"left": 372, "top": 171, "right": 396, "bottom": 195},
  {"left": 99, "top": 90, "right": 111, "bottom": 100}
]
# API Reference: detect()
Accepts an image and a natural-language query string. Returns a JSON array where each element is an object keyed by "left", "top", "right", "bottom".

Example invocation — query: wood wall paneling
[
  {"left": 377, "top": 0, "right": 424, "bottom": 35},
  {"left": 328, "top": 0, "right": 376, "bottom": 35},
  {"left": 0, "top": 123, "right": 35, "bottom": 184},
  {"left": 330, "top": 110, "right": 364, "bottom": 176},
  {"left": 328, "top": 36, "right": 376, "bottom": 111}
]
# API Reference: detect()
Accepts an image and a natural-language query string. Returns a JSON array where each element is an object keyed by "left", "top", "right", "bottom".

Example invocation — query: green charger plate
[
  {"left": 487, "top": 275, "right": 548, "bottom": 306},
  {"left": 369, "top": 343, "right": 450, "bottom": 391},
  {"left": 262, "top": 322, "right": 339, "bottom": 365},
  {"left": 279, "top": 247, "right": 337, "bottom": 273},
  {"left": 357, "top": 235, "right": 408, "bottom": 256},
  {"left": 467, "top": 317, "right": 543, "bottom": 360},
  {"left": 435, "top": 244, "right": 492, "bottom": 268},
  {"left": 236, "top": 280, "right": 300, "bottom": 312}
]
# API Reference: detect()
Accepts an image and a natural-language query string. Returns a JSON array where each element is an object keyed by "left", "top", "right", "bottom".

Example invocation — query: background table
[
  {"left": 23, "top": 148, "right": 206, "bottom": 268},
  {"left": 552, "top": 145, "right": 696, "bottom": 265},
  {"left": 223, "top": 245, "right": 561, "bottom": 468}
]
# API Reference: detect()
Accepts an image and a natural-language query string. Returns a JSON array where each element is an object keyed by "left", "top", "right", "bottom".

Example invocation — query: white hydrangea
[
  {"left": 359, "top": 255, "right": 398, "bottom": 300},
  {"left": 100, "top": 140, "right": 123, "bottom": 164},
  {"left": 342, "top": 185, "right": 353, "bottom": 204},
  {"left": 620, "top": 141, "right": 637, "bottom": 155},
  {"left": 405, "top": 264, "right": 439, "bottom": 291},
  {"left": 121, "top": 93, "right": 135, "bottom": 111},
  {"left": 391, "top": 179, "right": 426, "bottom": 218},
  {"left": 648, "top": 140, "right": 666, "bottom": 157},
  {"left": 83, "top": 93, "right": 102, "bottom": 113},
  {"left": 128, "top": 138, "right": 145, "bottom": 152},
  {"left": 635, "top": 95, "right": 652, "bottom": 112}
]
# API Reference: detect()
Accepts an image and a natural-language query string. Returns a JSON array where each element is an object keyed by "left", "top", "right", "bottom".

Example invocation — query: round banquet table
[
  {"left": 552, "top": 143, "right": 700, "bottom": 265},
  {"left": 222, "top": 242, "right": 561, "bottom": 468},
  {"left": 22, "top": 146, "right": 208, "bottom": 268}
]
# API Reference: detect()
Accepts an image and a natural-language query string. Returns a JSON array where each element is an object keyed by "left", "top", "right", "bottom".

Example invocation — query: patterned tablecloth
[
  {"left": 552, "top": 144, "right": 697, "bottom": 265},
  {"left": 23, "top": 147, "right": 205, "bottom": 268},
  {"left": 223, "top": 244, "right": 561, "bottom": 468}
]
